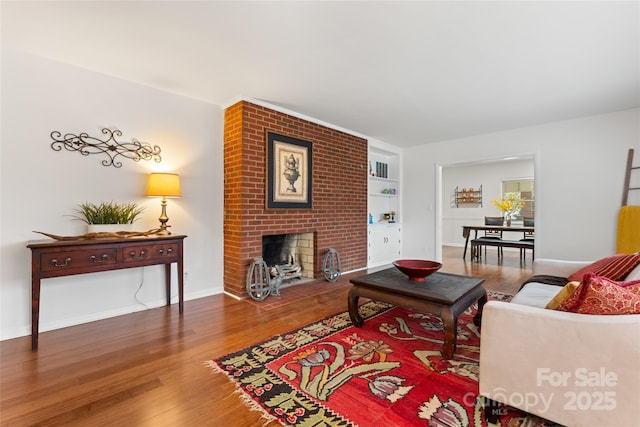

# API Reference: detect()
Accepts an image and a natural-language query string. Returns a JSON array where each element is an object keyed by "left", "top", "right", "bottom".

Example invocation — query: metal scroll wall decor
[{"left": 50, "top": 128, "right": 162, "bottom": 168}]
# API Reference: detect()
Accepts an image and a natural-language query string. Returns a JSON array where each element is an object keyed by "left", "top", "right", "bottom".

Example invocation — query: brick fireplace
[
  {"left": 262, "top": 232, "right": 314, "bottom": 281},
  {"left": 223, "top": 101, "right": 368, "bottom": 298}
]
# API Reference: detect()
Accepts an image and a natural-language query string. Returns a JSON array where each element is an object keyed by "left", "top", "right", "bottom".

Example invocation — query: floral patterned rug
[{"left": 209, "top": 293, "right": 556, "bottom": 426}]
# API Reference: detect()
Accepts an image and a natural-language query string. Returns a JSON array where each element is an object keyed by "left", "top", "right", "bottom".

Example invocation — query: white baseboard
[
  {"left": 0, "top": 288, "right": 223, "bottom": 341},
  {"left": 442, "top": 242, "right": 464, "bottom": 247}
]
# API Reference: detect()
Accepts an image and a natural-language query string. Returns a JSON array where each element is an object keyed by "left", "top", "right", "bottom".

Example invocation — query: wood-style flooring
[{"left": 0, "top": 246, "right": 532, "bottom": 426}]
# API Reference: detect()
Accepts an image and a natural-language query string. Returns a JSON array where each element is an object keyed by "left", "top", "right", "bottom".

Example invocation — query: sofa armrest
[
  {"left": 532, "top": 258, "right": 592, "bottom": 277},
  {"left": 479, "top": 301, "right": 640, "bottom": 427}
]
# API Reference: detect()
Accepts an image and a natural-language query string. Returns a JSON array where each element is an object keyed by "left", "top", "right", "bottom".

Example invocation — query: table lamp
[{"left": 146, "top": 173, "right": 181, "bottom": 235}]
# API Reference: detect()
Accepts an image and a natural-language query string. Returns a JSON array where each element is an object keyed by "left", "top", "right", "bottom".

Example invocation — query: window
[{"left": 502, "top": 179, "right": 534, "bottom": 221}]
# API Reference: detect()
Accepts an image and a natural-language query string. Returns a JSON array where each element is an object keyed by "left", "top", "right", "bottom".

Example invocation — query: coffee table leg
[
  {"left": 348, "top": 287, "right": 364, "bottom": 327},
  {"left": 441, "top": 309, "right": 456, "bottom": 359},
  {"left": 473, "top": 291, "right": 488, "bottom": 327}
]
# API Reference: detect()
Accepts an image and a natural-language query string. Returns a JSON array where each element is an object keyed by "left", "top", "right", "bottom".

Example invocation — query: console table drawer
[
  {"left": 122, "top": 243, "right": 179, "bottom": 264},
  {"left": 40, "top": 248, "right": 118, "bottom": 273}
]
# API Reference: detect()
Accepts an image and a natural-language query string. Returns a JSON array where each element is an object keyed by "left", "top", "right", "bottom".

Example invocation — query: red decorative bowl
[{"left": 393, "top": 259, "right": 442, "bottom": 281}]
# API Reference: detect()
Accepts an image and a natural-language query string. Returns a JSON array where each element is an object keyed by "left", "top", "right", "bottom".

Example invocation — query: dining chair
[
  {"left": 471, "top": 216, "right": 504, "bottom": 260},
  {"left": 520, "top": 217, "right": 535, "bottom": 259},
  {"left": 484, "top": 216, "right": 504, "bottom": 238}
]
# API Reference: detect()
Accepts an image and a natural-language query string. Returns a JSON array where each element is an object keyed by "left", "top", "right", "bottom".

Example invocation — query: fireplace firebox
[{"left": 261, "top": 233, "right": 314, "bottom": 283}]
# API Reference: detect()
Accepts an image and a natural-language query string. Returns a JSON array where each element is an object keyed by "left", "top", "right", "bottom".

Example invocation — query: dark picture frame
[{"left": 266, "top": 131, "right": 313, "bottom": 209}]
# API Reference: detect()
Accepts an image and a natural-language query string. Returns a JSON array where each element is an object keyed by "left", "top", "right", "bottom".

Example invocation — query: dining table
[{"left": 461, "top": 224, "right": 535, "bottom": 259}]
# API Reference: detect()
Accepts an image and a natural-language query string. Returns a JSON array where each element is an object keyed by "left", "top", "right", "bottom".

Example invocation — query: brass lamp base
[{"left": 156, "top": 197, "right": 172, "bottom": 235}]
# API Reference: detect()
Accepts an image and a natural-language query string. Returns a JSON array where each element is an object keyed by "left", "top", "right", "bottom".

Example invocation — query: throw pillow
[
  {"left": 612, "top": 278, "right": 640, "bottom": 293},
  {"left": 557, "top": 273, "right": 640, "bottom": 315},
  {"left": 545, "top": 281, "right": 579, "bottom": 310},
  {"left": 567, "top": 253, "right": 640, "bottom": 282}
]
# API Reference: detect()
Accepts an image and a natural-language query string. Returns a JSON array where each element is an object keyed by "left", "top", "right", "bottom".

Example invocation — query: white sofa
[{"left": 479, "top": 259, "right": 640, "bottom": 427}]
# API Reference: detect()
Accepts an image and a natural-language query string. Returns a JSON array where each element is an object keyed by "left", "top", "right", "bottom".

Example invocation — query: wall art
[
  {"left": 266, "top": 131, "right": 312, "bottom": 209},
  {"left": 50, "top": 128, "right": 162, "bottom": 168}
]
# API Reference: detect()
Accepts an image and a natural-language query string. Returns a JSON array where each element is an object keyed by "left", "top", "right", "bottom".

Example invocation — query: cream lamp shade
[
  {"left": 146, "top": 173, "right": 182, "bottom": 198},
  {"left": 146, "top": 173, "right": 181, "bottom": 235}
]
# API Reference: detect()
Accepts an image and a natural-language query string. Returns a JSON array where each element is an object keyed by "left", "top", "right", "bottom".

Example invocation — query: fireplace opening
[{"left": 262, "top": 233, "right": 314, "bottom": 286}]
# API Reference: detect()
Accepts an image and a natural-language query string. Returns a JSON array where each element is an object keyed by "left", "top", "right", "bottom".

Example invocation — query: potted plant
[{"left": 74, "top": 201, "right": 144, "bottom": 232}]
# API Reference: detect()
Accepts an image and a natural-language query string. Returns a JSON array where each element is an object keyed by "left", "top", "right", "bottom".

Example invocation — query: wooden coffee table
[{"left": 348, "top": 268, "right": 486, "bottom": 359}]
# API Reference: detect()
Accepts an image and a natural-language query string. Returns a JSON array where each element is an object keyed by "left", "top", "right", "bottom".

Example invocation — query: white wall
[
  {"left": 403, "top": 108, "right": 640, "bottom": 262},
  {"left": 442, "top": 159, "right": 534, "bottom": 246},
  {"left": 1, "top": 48, "right": 224, "bottom": 340},
  {"left": 2, "top": 48, "right": 638, "bottom": 341}
]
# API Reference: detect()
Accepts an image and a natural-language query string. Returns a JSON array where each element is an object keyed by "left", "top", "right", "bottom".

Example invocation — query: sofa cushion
[
  {"left": 558, "top": 273, "right": 640, "bottom": 315},
  {"left": 626, "top": 263, "right": 640, "bottom": 281},
  {"left": 518, "top": 274, "right": 568, "bottom": 292},
  {"left": 511, "top": 282, "right": 561, "bottom": 308},
  {"left": 544, "top": 281, "right": 579, "bottom": 310},
  {"left": 567, "top": 253, "right": 640, "bottom": 282}
]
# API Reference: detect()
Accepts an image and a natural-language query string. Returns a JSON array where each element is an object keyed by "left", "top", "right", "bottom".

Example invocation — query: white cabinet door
[
  {"left": 386, "top": 227, "right": 401, "bottom": 260},
  {"left": 368, "top": 226, "right": 401, "bottom": 267}
]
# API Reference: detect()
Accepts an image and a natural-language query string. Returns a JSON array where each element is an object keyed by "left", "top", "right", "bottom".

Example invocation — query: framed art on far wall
[{"left": 266, "top": 131, "right": 313, "bottom": 209}]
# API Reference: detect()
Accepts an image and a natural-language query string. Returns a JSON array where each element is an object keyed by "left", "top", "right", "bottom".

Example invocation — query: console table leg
[
  {"left": 164, "top": 263, "right": 171, "bottom": 307},
  {"left": 32, "top": 277, "right": 41, "bottom": 350},
  {"left": 178, "top": 260, "right": 184, "bottom": 314}
]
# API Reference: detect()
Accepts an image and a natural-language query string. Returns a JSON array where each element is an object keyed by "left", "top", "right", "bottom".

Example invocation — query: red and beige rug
[{"left": 209, "top": 294, "right": 556, "bottom": 426}]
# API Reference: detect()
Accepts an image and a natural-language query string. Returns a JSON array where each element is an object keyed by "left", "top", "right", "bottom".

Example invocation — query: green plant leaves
[{"left": 73, "top": 201, "right": 144, "bottom": 224}]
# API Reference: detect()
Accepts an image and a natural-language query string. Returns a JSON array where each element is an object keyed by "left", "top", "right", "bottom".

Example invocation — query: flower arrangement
[{"left": 492, "top": 192, "right": 524, "bottom": 220}]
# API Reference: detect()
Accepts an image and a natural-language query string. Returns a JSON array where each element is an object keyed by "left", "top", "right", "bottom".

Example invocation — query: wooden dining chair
[
  {"left": 472, "top": 216, "right": 504, "bottom": 260},
  {"left": 520, "top": 217, "right": 535, "bottom": 259},
  {"left": 484, "top": 216, "right": 504, "bottom": 238}
]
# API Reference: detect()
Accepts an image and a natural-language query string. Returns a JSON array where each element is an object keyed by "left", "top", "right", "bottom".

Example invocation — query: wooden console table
[{"left": 27, "top": 234, "right": 186, "bottom": 350}]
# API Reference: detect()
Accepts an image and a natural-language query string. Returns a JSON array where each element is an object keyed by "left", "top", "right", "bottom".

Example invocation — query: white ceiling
[{"left": 2, "top": 1, "right": 639, "bottom": 147}]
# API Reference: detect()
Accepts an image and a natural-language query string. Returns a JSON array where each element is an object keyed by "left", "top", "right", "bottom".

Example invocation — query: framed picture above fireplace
[{"left": 266, "top": 131, "right": 313, "bottom": 209}]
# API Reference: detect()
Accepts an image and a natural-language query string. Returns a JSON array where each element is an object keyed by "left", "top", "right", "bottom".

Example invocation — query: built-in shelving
[{"left": 368, "top": 142, "right": 402, "bottom": 267}]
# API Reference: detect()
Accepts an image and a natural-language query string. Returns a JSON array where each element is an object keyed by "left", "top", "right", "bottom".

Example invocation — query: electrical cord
[
  {"left": 134, "top": 268, "right": 150, "bottom": 309},
  {"left": 134, "top": 267, "right": 179, "bottom": 308}
]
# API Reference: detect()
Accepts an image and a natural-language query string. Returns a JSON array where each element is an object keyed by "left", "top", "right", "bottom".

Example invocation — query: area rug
[{"left": 209, "top": 293, "right": 556, "bottom": 426}]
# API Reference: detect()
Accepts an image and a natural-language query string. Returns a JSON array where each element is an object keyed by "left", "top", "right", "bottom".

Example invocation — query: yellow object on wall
[{"left": 617, "top": 206, "right": 640, "bottom": 254}]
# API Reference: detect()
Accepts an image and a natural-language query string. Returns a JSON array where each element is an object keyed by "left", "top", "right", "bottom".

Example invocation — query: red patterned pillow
[
  {"left": 567, "top": 253, "right": 640, "bottom": 282},
  {"left": 558, "top": 273, "right": 640, "bottom": 314}
]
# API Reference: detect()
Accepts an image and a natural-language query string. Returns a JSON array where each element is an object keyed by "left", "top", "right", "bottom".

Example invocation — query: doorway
[{"left": 436, "top": 155, "right": 537, "bottom": 260}]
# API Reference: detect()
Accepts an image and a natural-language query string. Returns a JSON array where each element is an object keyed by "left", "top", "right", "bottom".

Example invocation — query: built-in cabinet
[
  {"left": 368, "top": 225, "right": 401, "bottom": 266},
  {"left": 368, "top": 142, "right": 402, "bottom": 267}
]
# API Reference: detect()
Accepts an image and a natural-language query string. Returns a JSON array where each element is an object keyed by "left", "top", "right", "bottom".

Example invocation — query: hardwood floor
[{"left": 0, "top": 246, "right": 531, "bottom": 426}]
